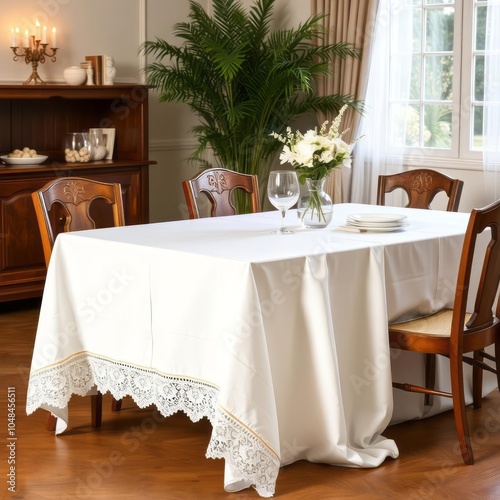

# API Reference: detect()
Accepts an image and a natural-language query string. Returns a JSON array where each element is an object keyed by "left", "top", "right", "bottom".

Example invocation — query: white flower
[
  {"left": 293, "top": 141, "right": 317, "bottom": 167},
  {"left": 278, "top": 145, "right": 294, "bottom": 165},
  {"left": 270, "top": 105, "right": 362, "bottom": 183}
]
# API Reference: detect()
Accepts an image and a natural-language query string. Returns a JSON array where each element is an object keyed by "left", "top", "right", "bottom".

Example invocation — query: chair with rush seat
[
  {"left": 388, "top": 199, "right": 500, "bottom": 464},
  {"left": 377, "top": 168, "right": 464, "bottom": 212},
  {"left": 182, "top": 168, "right": 261, "bottom": 218},
  {"left": 32, "top": 176, "right": 126, "bottom": 431},
  {"left": 378, "top": 168, "right": 465, "bottom": 405}
]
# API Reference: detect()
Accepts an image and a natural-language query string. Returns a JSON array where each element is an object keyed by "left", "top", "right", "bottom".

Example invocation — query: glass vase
[
  {"left": 297, "top": 177, "right": 333, "bottom": 228},
  {"left": 89, "top": 129, "right": 107, "bottom": 160},
  {"left": 64, "top": 132, "right": 91, "bottom": 163}
]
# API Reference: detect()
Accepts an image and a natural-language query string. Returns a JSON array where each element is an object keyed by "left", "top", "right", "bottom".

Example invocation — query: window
[{"left": 388, "top": 0, "right": 489, "bottom": 163}]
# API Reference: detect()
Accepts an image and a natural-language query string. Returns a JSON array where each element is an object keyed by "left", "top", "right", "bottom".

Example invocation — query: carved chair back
[
  {"left": 182, "top": 168, "right": 261, "bottom": 219},
  {"left": 32, "top": 177, "right": 125, "bottom": 267},
  {"left": 377, "top": 169, "right": 464, "bottom": 212}
]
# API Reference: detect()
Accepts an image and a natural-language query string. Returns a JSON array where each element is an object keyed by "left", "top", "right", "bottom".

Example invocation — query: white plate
[
  {"left": 347, "top": 213, "right": 407, "bottom": 224},
  {"left": 1, "top": 155, "right": 48, "bottom": 165},
  {"left": 340, "top": 224, "right": 407, "bottom": 233},
  {"left": 347, "top": 220, "right": 405, "bottom": 228}
]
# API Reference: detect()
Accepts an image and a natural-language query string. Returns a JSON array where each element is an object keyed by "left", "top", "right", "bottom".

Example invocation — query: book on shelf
[
  {"left": 85, "top": 55, "right": 103, "bottom": 85},
  {"left": 85, "top": 55, "right": 115, "bottom": 85}
]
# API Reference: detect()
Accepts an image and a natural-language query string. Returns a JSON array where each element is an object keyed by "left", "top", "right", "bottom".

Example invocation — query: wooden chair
[
  {"left": 182, "top": 168, "right": 261, "bottom": 219},
  {"left": 32, "top": 177, "right": 126, "bottom": 431},
  {"left": 377, "top": 169, "right": 464, "bottom": 212},
  {"left": 388, "top": 199, "right": 500, "bottom": 464},
  {"left": 378, "top": 169, "right": 465, "bottom": 406}
]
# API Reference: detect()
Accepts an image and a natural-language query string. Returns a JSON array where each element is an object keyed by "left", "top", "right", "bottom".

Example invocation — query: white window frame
[{"left": 396, "top": 0, "right": 485, "bottom": 171}]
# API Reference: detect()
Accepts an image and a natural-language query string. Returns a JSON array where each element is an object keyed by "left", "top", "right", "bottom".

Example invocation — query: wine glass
[{"left": 267, "top": 170, "right": 300, "bottom": 234}]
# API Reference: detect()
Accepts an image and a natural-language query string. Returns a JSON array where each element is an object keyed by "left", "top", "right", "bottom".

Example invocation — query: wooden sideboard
[{"left": 0, "top": 84, "right": 154, "bottom": 302}]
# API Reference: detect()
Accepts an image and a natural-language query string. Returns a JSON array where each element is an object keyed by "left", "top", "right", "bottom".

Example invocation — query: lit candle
[
  {"left": 35, "top": 19, "right": 40, "bottom": 40},
  {"left": 11, "top": 28, "right": 15, "bottom": 47},
  {"left": 42, "top": 25, "right": 47, "bottom": 44},
  {"left": 51, "top": 27, "right": 56, "bottom": 47},
  {"left": 15, "top": 27, "right": 19, "bottom": 47},
  {"left": 24, "top": 28, "right": 29, "bottom": 48}
]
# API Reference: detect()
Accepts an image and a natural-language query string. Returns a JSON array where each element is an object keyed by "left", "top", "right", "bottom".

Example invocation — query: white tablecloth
[{"left": 26, "top": 203, "right": 497, "bottom": 497}]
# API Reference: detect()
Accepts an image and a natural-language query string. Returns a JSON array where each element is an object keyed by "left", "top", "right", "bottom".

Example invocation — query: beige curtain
[{"left": 311, "top": 0, "right": 379, "bottom": 202}]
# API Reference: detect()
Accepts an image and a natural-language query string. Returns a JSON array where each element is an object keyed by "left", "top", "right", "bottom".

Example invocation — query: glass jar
[
  {"left": 64, "top": 133, "right": 91, "bottom": 163},
  {"left": 89, "top": 129, "right": 107, "bottom": 160}
]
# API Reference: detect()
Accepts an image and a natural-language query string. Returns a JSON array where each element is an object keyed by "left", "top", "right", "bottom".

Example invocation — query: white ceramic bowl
[
  {"left": 63, "top": 66, "right": 86, "bottom": 86},
  {"left": 1, "top": 155, "right": 48, "bottom": 165}
]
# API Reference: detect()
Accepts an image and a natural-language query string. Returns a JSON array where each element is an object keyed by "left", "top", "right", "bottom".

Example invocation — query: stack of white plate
[{"left": 345, "top": 213, "right": 408, "bottom": 232}]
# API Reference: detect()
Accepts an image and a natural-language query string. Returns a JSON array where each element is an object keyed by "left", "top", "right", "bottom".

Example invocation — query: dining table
[{"left": 26, "top": 203, "right": 498, "bottom": 497}]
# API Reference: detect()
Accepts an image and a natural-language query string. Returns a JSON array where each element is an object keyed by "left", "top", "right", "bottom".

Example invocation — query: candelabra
[{"left": 11, "top": 36, "right": 58, "bottom": 85}]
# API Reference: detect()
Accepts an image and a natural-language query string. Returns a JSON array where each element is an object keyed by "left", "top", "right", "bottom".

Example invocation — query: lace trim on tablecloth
[{"left": 26, "top": 353, "right": 279, "bottom": 497}]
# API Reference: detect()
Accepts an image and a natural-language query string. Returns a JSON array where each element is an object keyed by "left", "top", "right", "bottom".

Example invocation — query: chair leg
[
  {"left": 46, "top": 413, "right": 57, "bottom": 432},
  {"left": 91, "top": 393, "right": 103, "bottom": 428},
  {"left": 495, "top": 341, "right": 500, "bottom": 395},
  {"left": 472, "top": 350, "right": 484, "bottom": 409},
  {"left": 424, "top": 354, "right": 436, "bottom": 406},
  {"left": 450, "top": 353, "right": 474, "bottom": 465},
  {"left": 111, "top": 397, "right": 123, "bottom": 412}
]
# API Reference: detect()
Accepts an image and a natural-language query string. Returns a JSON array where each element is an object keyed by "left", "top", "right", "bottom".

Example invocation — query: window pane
[
  {"left": 410, "top": 56, "right": 422, "bottom": 100},
  {"left": 390, "top": 55, "right": 416, "bottom": 100},
  {"left": 392, "top": 6, "right": 416, "bottom": 49},
  {"left": 475, "top": 55, "right": 485, "bottom": 101},
  {"left": 386, "top": 0, "right": 481, "bottom": 157},
  {"left": 426, "top": 7, "right": 454, "bottom": 52},
  {"left": 393, "top": 0, "right": 420, "bottom": 8},
  {"left": 423, "top": 104, "right": 452, "bottom": 148},
  {"left": 424, "top": 55, "right": 453, "bottom": 100},
  {"left": 472, "top": 105, "right": 483, "bottom": 150},
  {"left": 413, "top": 8, "right": 423, "bottom": 51},
  {"left": 425, "top": 0, "right": 455, "bottom": 4},
  {"left": 390, "top": 104, "right": 420, "bottom": 147},
  {"left": 475, "top": 5, "right": 487, "bottom": 51}
]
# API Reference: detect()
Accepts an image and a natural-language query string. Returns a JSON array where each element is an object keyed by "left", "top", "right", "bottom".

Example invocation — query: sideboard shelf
[{"left": 0, "top": 84, "right": 154, "bottom": 302}]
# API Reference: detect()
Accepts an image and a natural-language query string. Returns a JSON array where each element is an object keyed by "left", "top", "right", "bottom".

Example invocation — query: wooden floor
[{"left": 2, "top": 299, "right": 500, "bottom": 499}]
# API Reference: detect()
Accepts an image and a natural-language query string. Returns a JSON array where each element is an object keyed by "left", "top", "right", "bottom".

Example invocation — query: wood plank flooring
[{"left": 1, "top": 298, "right": 500, "bottom": 499}]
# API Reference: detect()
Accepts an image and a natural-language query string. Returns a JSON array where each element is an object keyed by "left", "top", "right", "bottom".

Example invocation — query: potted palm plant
[{"left": 141, "top": 0, "right": 362, "bottom": 210}]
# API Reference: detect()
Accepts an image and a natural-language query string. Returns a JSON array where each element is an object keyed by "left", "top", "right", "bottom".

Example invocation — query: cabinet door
[{"left": 0, "top": 178, "right": 46, "bottom": 290}]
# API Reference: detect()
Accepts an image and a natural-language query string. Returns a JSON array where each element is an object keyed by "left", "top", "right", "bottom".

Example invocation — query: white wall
[
  {"left": 1, "top": 0, "right": 143, "bottom": 83},
  {"left": 239, "top": 0, "right": 310, "bottom": 27},
  {"left": 146, "top": 0, "right": 207, "bottom": 221}
]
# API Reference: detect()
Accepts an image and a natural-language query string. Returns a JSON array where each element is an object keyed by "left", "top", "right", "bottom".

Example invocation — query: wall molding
[
  {"left": 149, "top": 139, "right": 198, "bottom": 152},
  {"left": 403, "top": 156, "right": 483, "bottom": 173},
  {"left": 139, "top": 0, "right": 147, "bottom": 84}
]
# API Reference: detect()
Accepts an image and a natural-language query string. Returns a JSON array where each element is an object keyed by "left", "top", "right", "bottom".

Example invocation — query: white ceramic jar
[{"left": 63, "top": 66, "right": 87, "bottom": 86}]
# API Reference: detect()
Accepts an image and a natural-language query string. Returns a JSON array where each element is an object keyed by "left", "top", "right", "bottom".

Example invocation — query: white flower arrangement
[
  {"left": 270, "top": 105, "right": 362, "bottom": 224},
  {"left": 270, "top": 105, "right": 360, "bottom": 184}
]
